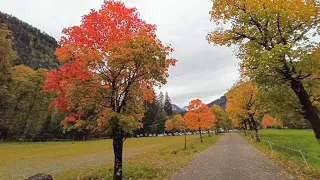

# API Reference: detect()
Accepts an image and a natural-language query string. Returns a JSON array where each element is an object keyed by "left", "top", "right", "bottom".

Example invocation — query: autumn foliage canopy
[
  {"left": 43, "top": 0, "right": 176, "bottom": 133},
  {"left": 225, "top": 81, "right": 260, "bottom": 126},
  {"left": 184, "top": 99, "right": 215, "bottom": 131},
  {"left": 165, "top": 114, "right": 184, "bottom": 132},
  {"left": 208, "top": 0, "right": 320, "bottom": 142}
]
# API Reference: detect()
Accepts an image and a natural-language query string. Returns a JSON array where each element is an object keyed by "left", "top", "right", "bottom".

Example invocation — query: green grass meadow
[
  {"left": 0, "top": 134, "right": 220, "bottom": 180},
  {"left": 249, "top": 129, "right": 320, "bottom": 179}
]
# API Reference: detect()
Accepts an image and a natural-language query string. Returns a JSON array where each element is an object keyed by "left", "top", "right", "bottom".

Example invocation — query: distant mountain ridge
[
  {"left": 172, "top": 95, "right": 227, "bottom": 113},
  {"left": 0, "top": 11, "right": 59, "bottom": 69},
  {"left": 207, "top": 96, "right": 227, "bottom": 109},
  {"left": 172, "top": 104, "right": 185, "bottom": 113}
]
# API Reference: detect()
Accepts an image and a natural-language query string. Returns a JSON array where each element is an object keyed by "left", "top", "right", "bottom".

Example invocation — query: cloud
[{"left": 0, "top": 0, "right": 240, "bottom": 107}]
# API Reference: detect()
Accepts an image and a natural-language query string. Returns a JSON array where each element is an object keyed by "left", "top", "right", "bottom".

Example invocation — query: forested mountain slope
[
  {"left": 207, "top": 96, "right": 227, "bottom": 109},
  {"left": 0, "top": 11, "right": 58, "bottom": 69}
]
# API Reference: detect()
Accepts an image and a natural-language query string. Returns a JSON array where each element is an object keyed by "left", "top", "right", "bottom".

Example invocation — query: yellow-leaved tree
[
  {"left": 208, "top": 0, "right": 320, "bottom": 143},
  {"left": 165, "top": 114, "right": 184, "bottom": 132},
  {"left": 210, "top": 104, "right": 233, "bottom": 133},
  {"left": 225, "top": 81, "right": 262, "bottom": 141}
]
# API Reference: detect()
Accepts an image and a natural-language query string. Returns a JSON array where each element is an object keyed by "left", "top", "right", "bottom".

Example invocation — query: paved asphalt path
[{"left": 172, "top": 133, "right": 294, "bottom": 180}]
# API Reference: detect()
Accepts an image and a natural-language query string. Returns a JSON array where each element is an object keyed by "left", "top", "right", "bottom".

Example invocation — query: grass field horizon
[{"left": 0, "top": 134, "right": 220, "bottom": 179}]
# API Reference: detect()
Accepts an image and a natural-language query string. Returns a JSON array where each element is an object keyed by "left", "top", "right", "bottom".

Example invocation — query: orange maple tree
[
  {"left": 184, "top": 99, "right": 215, "bottom": 142},
  {"left": 43, "top": 1, "right": 176, "bottom": 179},
  {"left": 261, "top": 114, "right": 282, "bottom": 128}
]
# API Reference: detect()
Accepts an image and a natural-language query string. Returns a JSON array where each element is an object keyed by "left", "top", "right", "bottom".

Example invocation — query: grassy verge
[
  {"left": 0, "top": 134, "right": 219, "bottom": 179},
  {"left": 55, "top": 135, "right": 220, "bottom": 180},
  {"left": 244, "top": 129, "right": 320, "bottom": 179}
]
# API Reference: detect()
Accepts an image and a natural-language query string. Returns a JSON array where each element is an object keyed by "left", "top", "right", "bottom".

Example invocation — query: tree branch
[{"left": 276, "top": 13, "right": 287, "bottom": 45}]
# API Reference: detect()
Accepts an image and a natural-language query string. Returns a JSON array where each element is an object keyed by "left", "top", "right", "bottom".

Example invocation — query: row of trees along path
[
  {"left": 165, "top": 99, "right": 216, "bottom": 149},
  {"left": 18, "top": 0, "right": 320, "bottom": 179},
  {"left": 207, "top": 0, "right": 320, "bottom": 143}
]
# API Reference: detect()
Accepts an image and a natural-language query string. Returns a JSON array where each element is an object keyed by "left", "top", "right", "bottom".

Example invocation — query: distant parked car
[{"left": 218, "top": 128, "right": 225, "bottom": 133}]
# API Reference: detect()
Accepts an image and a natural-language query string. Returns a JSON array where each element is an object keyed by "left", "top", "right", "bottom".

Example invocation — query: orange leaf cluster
[
  {"left": 43, "top": 0, "right": 177, "bottom": 131},
  {"left": 184, "top": 99, "right": 215, "bottom": 131},
  {"left": 61, "top": 112, "right": 82, "bottom": 126},
  {"left": 261, "top": 114, "right": 282, "bottom": 127}
]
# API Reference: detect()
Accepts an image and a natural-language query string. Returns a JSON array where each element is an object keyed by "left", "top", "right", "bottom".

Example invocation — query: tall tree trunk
[
  {"left": 290, "top": 79, "right": 320, "bottom": 143},
  {"left": 249, "top": 116, "right": 260, "bottom": 142},
  {"left": 243, "top": 120, "right": 247, "bottom": 136},
  {"left": 20, "top": 124, "right": 30, "bottom": 142},
  {"left": 199, "top": 127, "right": 203, "bottom": 143},
  {"left": 208, "top": 129, "right": 211, "bottom": 136},
  {"left": 248, "top": 119, "right": 253, "bottom": 131},
  {"left": 113, "top": 131, "right": 124, "bottom": 180},
  {"left": 19, "top": 115, "right": 32, "bottom": 142}
]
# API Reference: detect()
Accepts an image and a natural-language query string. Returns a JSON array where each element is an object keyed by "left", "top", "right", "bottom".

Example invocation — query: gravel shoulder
[{"left": 172, "top": 133, "right": 294, "bottom": 180}]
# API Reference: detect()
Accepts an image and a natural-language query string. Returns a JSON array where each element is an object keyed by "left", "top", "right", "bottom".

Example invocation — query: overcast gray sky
[{"left": 1, "top": 0, "right": 239, "bottom": 107}]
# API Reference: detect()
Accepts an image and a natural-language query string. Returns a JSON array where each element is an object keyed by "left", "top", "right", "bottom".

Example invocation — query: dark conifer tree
[{"left": 164, "top": 92, "right": 173, "bottom": 116}]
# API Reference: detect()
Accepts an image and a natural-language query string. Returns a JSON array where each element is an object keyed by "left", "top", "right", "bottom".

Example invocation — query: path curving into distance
[{"left": 172, "top": 133, "right": 294, "bottom": 180}]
